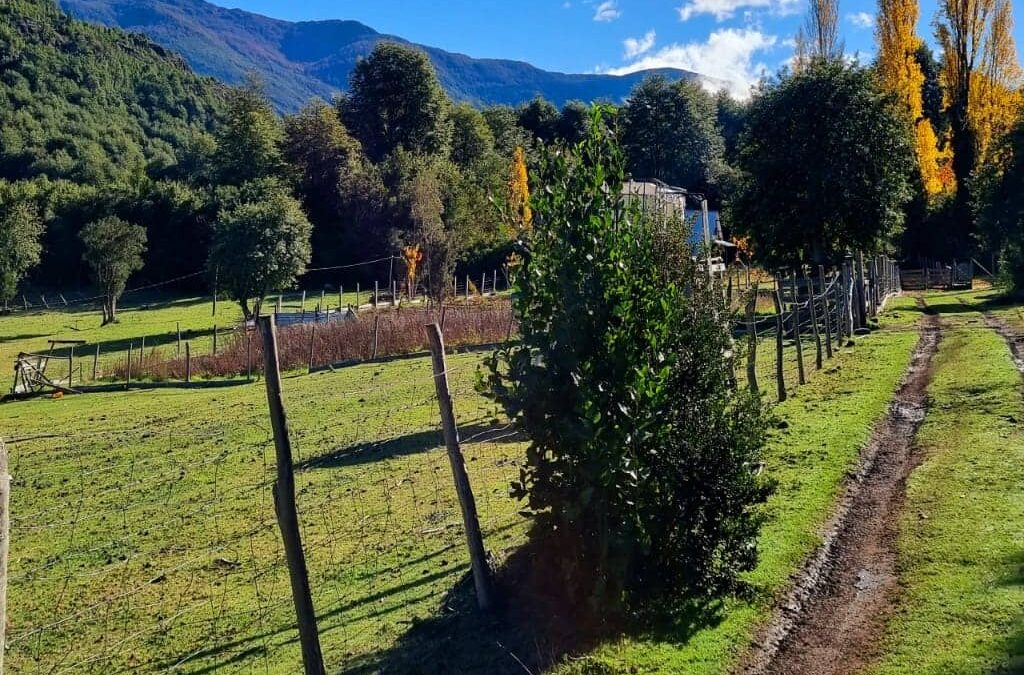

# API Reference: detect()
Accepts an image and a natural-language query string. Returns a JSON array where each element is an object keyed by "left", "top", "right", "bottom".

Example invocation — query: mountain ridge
[{"left": 58, "top": 0, "right": 712, "bottom": 112}]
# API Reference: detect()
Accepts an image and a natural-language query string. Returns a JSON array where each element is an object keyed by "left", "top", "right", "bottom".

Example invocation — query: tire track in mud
[
  {"left": 739, "top": 300, "right": 941, "bottom": 675},
  {"left": 980, "top": 311, "right": 1024, "bottom": 374}
]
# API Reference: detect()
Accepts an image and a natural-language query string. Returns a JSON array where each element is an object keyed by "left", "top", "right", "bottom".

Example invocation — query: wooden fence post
[
  {"left": 246, "top": 334, "right": 253, "bottom": 383},
  {"left": 745, "top": 285, "right": 759, "bottom": 395},
  {"left": 177, "top": 322, "right": 181, "bottom": 357},
  {"left": 424, "top": 323, "right": 495, "bottom": 610},
  {"left": 374, "top": 281, "right": 379, "bottom": 309},
  {"left": 465, "top": 275, "right": 470, "bottom": 302},
  {"left": 855, "top": 252, "right": 867, "bottom": 329},
  {"left": 806, "top": 272, "right": 823, "bottom": 370},
  {"left": 185, "top": 342, "right": 191, "bottom": 384},
  {"left": 392, "top": 280, "right": 398, "bottom": 307},
  {"left": 68, "top": 345, "right": 74, "bottom": 387},
  {"left": 212, "top": 326, "right": 217, "bottom": 355},
  {"left": 819, "top": 266, "right": 834, "bottom": 359},
  {"left": 257, "top": 315, "right": 326, "bottom": 675},
  {"left": 372, "top": 315, "right": 380, "bottom": 359},
  {"left": 790, "top": 275, "right": 806, "bottom": 385},
  {"left": 140, "top": 336, "right": 146, "bottom": 368},
  {"left": 480, "top": 272, "right": 486, "bottom": 297},
  {"left": 355, "top": 283, "right": 360, "bottom": 311},
  {"left": 0, "top": 439, "right": 9, "bottom": 675},
  {"left": 320, "top": 290, "right": 325, "bottom": 313},
  {"left": 772, "top": 290, "right": 787, "bottom": 403},
  {"left": 93, "top": 343, "right": 99, "bottom": 381},
  {"left": 126, "top": 342, "right": 132, "bottom": 390},
  {"left": 338, "top": 285, "right": 343, "bottom": 312},
  {"left": 842, "top": 260, "right": 854, "bottom": 337},
  {"left": 307, "top": 325, "right": 316, "bottom": 374}
]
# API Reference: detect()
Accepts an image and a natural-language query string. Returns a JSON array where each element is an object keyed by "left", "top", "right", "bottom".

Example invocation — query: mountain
[
  {"left": 0, "top": 0, "right": 223, "bottom": 184},
  {"left": 58, "top": 0, "right": 709, "bottom": 112}
]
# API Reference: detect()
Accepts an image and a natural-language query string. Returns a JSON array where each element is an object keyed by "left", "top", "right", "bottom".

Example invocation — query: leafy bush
[{"left": 484, "top": 109, "right": 771, "bottom": 617}]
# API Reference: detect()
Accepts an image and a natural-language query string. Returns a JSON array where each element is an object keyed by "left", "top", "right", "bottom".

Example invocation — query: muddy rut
[
  {"left": 981, "top": 312, "right": 1024, "bottom": 374},
  {"left": 739, "top": 310, "right": 942, "bottom": 675}
]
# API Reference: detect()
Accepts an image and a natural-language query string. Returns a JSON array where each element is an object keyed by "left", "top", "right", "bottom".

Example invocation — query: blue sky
[{"left": 211, "top": 0, "right": 1022, "bottom": 98}]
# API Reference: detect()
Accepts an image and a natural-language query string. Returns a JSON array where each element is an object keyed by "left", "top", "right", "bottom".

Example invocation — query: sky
[{"left": 210, "top": 0, "right": 1023, "bottom": 98}]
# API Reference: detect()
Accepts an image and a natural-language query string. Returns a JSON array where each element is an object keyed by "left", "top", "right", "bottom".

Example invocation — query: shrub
[{"left": 484, "top": 108, "right": 772, "bottom": 617}]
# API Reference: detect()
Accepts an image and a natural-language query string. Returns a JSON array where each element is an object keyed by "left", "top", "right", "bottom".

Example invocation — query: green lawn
[
  {"left": 866, "top": 291, "right": 1024, "bottom": 675},
  {"left": 0, "top": 291, "right": 964, "bottom": 674}
]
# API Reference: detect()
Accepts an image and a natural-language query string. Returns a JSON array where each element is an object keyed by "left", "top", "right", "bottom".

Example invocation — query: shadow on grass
[
  {"left": 991, "top": 549, "right": 1024, "bottom": 674},
  {"left": 341, "top": 535, "right": 727, "bottom": 675},
  {"left": 297, "top": 423, "right": 525, "bottom": 471}
]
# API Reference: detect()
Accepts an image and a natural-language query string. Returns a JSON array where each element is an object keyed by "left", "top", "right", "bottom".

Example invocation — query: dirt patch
[
  {"left": 738, "top": 307, "right": 942, "bottom": 675},
  {"left": 981, "top": 312, "right": 1024, "bottom": 374}
]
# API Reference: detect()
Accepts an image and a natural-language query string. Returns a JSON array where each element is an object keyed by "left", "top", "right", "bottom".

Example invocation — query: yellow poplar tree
[
  {"left": 937, "top": 0, "right": 1022, "bottom": 194},
  {"left": 876, "top": 0, "right": 947, "bottom": 194},
  {"left": 507, "top": 146, "right": 532, "bottom": 235}
]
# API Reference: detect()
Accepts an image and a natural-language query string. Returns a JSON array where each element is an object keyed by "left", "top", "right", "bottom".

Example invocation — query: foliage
[
  {"left": 731, "top": 61, "right": 915, "bottom": 267},
  {"left": 620, "top": 76, "right": 726, "bottom": 202},
  {"left": 208, "top": 179, "right": 313, "bottom": 318},
  {"left": 79, "top": 216, "right": 147, "bottom": 324},
  {"left": 976, "top": 115, "right": 1024, "bottom": 292},
  {"left": 484, "top": 108, "right": 771, "bottom": 614},
  {"left": 936, "top": 0, "right": 1021, "bottom": 242},
  {"left": 517, "top": 97, "right": 561, "bottom": 145},
  {"left": 0, "top": 0, "right": 222, "bottom": 186},
  {"left": 876, "top": 0, "right": 948, "bottom": 195},
  {"left": 507, "top": 146, "right": 532, "bottom": 235},
  {"left": 0, "top": 184, "right": 44, "bottom": 304},
  {"left": 213, "top": 78, "right": 285, "bottom": 185},
  {"left": 449, "top": 103, "right": 496, "bottom": 168},
  {"left": 343, "top": 42, "right": 450, "bottom": 163}
]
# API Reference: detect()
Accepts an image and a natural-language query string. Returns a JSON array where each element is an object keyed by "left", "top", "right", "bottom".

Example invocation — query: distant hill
[
  {"left": 58, "top": 0, "right": 710, "bottom": 112},
  {"left": 0, "top": 0, "right": 223, "bottom": 184}
]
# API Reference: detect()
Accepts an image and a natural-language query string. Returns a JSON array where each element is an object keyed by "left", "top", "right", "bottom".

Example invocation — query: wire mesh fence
[{"left": 4, "top": 335, "right": 526, "bottom": 673}]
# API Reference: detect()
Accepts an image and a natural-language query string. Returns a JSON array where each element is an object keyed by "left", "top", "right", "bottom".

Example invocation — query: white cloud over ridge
[
  {"left": 593, "top": 0, "right": 621, "bottom": 21},
  {"left": 624, "top": 30, "right": 657, "bottom": 58},
  {"left": 677, "top": 0, "right": 799, "bottom": 21},
  {"left": 609, "top": 28, "right": 778, "bottom": 99}
]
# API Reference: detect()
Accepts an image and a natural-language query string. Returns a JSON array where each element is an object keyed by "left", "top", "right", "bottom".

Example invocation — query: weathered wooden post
[
  {"left": 212, "top": 325, "right": 217, "bottom": 355},
  {"left": 307, "top": 325, "right": 316, "bottom": 374},
  {"left": 806, "top": 271, "right": 823, "bottom": 370},
  {"left": 355, "top": 283, "right": 361, "bottom": 311},
  {"left": 855, "top": 252, "right": 867, "bottom": 329},
  {"left": 257, "top": 315, "right": 326, "bottom": 675},
  {"left": 68, "top": 345, "right": 74, "bottom": 387},
  {"left": 0, "top": 439, "right": 9, "bottom": 675},
  {"left": 424, "top": 323, "right": 495, "bottom": 610},
  {"left": 93, "top": 343, "right": 99, "bottom": 381},
  {"left": 372, "top": 314, "right": 380, "bottom": 359},
  {"left": 126, "top": 342, "right": 133, "bottom": 390},
  {"left": 140, "top": 336, "right": 146, "bottom": 368},
  {"left": 246, "top": 334, "right": 253, "bottom": 383},
  {"left": 176, "top": 322, "right": 181, "bottom": 357},
  {"left": 465, "top": 275, "right": 470, "bottom": 302},
  {"left": 790, "top": 275, "right": 806, "bottom": 385},
  {"left": 319, "top": 289, "right": 325, "bottom": 314},
  {"left": 772, "top": 290, "right": 787, "bottom": 402},
  {"left": 819, "top": 266, "right": 834, "bottom": 359},
  {"left": 338, "top": 285, "right": 343, "bottom": 312},
  {"left": 480, "top": 272, "right": 486, "bottom": 297},
  {"left": 374, "top": 281, "right": 379, "bottom": 309},
  {"left": 392, "top": 280, "right": 398, "bottom": 307},
  {"left": 185, "top": 342, "right": 191, "bottom": 384},
  {"left": 745, "top": 285, "right": 759, "bottom": 395},
  {"left": 842, "top": 258, "right": 855, "bottom": 337}
]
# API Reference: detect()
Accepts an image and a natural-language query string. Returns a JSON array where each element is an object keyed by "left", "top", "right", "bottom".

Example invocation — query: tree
[
  {"left": 620, "top": 76, "right": 726, "bottom": 201},
  {"left": 506, "top": 146, "right": 532, "bottom": 235},
  {"left": 937, "top": 0, "right": 1021, "bottom": 240},
  {"left": 876, "top": 0, "right": 947, "bottom": 195},
  {"left": 916, "top": 45, "right": 949, "bottom": 139},
  {"left": 484, "top": 107, "right": 771, "bottom": 613},
  {"left": 976, "top": 113, "right": 1024, "bottom": 291},
  {"left": 342, "top": 42, "right": 450, "bottom": 162},
  {"left": 481, "top": 105, "right": 534, "bottom": 157},
  {"left": 805, "top": 0, "right": 843, "bottom": 61},
  {"left": 79, "top": 216, "right": 147, "bottom": 325},
  {"left": 449, "top": 103, "right": 495, "bottom": 168},
  {"left": 0, "top": 193, "right": 44, "bottom": 308},
  {"left": 402, "top": 161, "right": 455, "bottom": 305},
  {"left": 209, "top": 179, "right": 313, "bottom": 319},
  {"left": 517, "top": 97, "right": 560, "bottom": 145},
  {"left": 557, "top": 101, "right": 590, "bottom": 145},
  {"left": 731, "top": 61, "right": 915, "bottom": 267},
  {"left": 213, "top": 78, "right": 285, "bottom": 185}
]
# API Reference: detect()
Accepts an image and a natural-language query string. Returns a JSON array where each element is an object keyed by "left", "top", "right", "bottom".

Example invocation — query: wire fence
[{"left": 4, "top": 332, "right": 526, "bottom": 673}]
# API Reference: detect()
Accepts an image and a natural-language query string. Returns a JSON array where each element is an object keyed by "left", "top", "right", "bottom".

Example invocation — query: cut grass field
[
  {"left": 865, "top": 292, "right": 1024, "bottom": 675},
  {"left": 5, "top": 289, "right": 1007, "bottom": 674}
]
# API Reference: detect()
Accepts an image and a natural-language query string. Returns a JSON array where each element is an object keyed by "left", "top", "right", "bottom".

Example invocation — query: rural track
[
  {"left": 738, "top": 299, "right": 941, "bottom": 675},
  {"left": 980, "top": 311, "right": 1024, "bottom": 374}
]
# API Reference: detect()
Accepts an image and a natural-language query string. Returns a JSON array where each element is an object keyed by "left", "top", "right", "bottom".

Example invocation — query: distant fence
[{"left": 900, "top": 260, "right": 974, "bottom": 291}]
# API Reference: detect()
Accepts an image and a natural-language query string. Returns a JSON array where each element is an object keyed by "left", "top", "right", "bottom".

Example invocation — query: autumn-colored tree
[
  {"left": 937, "top": 0, "right": 1022, "bottom": 224},
  {"left": 876, "top": 0, "right": 948, "bottom": 194},
  {"left": 507, "top": 146, "right": 532, "bottom": 235}
]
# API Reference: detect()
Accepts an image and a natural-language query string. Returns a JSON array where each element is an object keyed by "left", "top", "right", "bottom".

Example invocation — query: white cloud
[
  {"left": 846, "top": 11, "right": 874, "bottom": 28},
  {"left": 677, "top": 0, "right": 799, "bottom": 22},
  {"left": 593, "top": 0, "right": 621, "bottom": 21},
  {"left": 607, "top": 28, "right": 778, "bottom": 99},
  {"left": 624, "top": 30, "right": 657, "bottom": 58}
]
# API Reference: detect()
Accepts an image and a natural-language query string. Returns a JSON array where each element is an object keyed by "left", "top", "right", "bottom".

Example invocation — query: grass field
[
  {"left": 866, "top": 292, "right": 1024, "bottom": 675},
  {"left": 4, "top": 288, "right": 1011, "bottom": 674}
]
